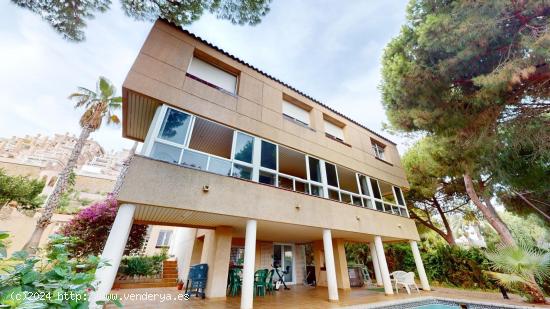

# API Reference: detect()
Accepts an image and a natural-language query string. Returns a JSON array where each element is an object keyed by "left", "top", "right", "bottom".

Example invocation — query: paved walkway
[{"left": 105, "top": 285, "right": 550, "bottom": 308}]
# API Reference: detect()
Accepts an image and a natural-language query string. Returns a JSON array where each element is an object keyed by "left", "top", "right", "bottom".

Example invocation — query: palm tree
[
  {"left": 485, "top": 243, "right": 550, "bottom": 303},
  {"left": 23, "top": 76, "right": 122, "bottom": 253}
]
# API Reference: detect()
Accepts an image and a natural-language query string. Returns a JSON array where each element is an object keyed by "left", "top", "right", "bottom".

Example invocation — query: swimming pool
[{"left": 345, "top": 297, "right": 531, "bottom": 309}]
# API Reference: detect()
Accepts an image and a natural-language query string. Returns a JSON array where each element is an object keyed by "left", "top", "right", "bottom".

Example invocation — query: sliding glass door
[{"left": 273, "top": 243, "right": 294, "bottom": 284}]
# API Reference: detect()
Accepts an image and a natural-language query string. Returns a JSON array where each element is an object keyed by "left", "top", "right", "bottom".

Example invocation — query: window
[
  {"left": 378, "top": 180, "right": 396, "bottom": 204},
  {"left": 308, "top": 157, "right": 322, "bottom": 183},
  {"left": 325, "top": 163, "right": 338, "bottom": 187},
  {"left": 187, "top": 57, "right": 237, "bottom": 94},
  {"left": 232, "top": 164, "right": 252, "bottom": 180},
  {"left": 260, "top": 141, "right": 277, "bottom": 170},
  {"left": 189, "top": 117, "right": 234, "bottom": 159},
  {"left": 278, "top": 146, "right": 307, "bottom": 179},
  {"left": 150, "top": 142, "right": 181, "bottom": 164},
  {"left": 394, "top": 187, "right": 406, "bottom": 206},
  {"left": 372, "top": 141, "right": 386, "bottom": 160},
  {"left": 181, "top": 150, "right": 208, "bottom": 170},
  {"left": 282, "top": 100, "right": 310, "bottom": 126},
  {"left": 324, "top": 119, "right": 344, "bottom": 142},
  {"left": 156, "top": 230, "right": 173, "bottom": 248},
  {"left": 230, "top": 247, "right": 245, "bottom": 265},
  {"left": 358, "top": 175, "right": 370, "bottom": 196},
  {"left": 234, "top": 132, "right": 254, "bottom": 163},
  {"left": 208, "top": 157, "right": 232, "bottom": 176},
  {"left": 158, "top": 108, "right": 192, "bottom": 145},
  {"left": 259, "top": 171, "right": 276, "bottom": 185},
  {"left": 336, "top": 166, "right": 359, "bottom": 194}
]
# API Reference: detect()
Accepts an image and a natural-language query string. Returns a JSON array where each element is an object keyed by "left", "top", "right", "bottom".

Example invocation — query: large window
[
  {"left": 282, "top": 100, "right": 310, "bottom": 126},
  {"left": 189, "top": 117, "right": 233, "bottom": 159},
  {"left": 187, "top": 57, "right": 237, "bottom": 94},
  {"left": 146, "top": 105, "right": 409, "bottom": 217},
  {"left": 158, "top": 108, "right": 192, "bottom": 144}
]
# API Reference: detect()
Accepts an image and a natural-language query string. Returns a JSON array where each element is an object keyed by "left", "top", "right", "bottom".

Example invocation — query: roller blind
[
  {"left": 188, "top": 57, "right": 237, "bottom": 94},
  {"left": 283, "top": 100, "right": 310, "bottom": 125},
  {"left": 324, "top": 120, "right": 344, "bottom": 140}
]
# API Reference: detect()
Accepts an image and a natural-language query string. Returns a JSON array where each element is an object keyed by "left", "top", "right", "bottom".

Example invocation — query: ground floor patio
[{"left": 105, "top": 285, "right": 548, "bottom": 308}]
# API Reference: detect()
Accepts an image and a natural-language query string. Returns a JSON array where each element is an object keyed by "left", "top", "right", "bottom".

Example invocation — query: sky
[{"left": 0, "top": 0, "right": 410, "bottom": 153}]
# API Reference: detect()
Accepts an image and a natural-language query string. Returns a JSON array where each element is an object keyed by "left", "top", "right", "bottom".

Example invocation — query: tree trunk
[
  {"left": 463, "top": 173, "right": 515, "bottom": 246},
  {"left": 515, "top": 192, "right": 550, "bottom": 222},
  {"left": 433, "top": 197, "right": 456, "bottom": 245},
  {"left": 110, "top": 141, "right": 138, "bottom": 199},
  {"left": 22, "top": 126, "right": 92, "bottom": 253},
  {"left": 525, "top": 278, "right": 547, "bottom": 304}
]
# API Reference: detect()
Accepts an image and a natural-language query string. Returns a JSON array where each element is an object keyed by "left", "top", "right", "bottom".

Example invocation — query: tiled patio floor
[{"left": 106, "top": 285, "right": 550, "bottom": 308}]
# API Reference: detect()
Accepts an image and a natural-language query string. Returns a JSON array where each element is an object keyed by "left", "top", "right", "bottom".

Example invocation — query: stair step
[{"left": 114, "top": 281, "right": 176, "bottom": 289}]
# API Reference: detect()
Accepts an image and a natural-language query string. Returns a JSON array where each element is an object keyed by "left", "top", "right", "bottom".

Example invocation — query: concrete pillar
[
  {"left": 312, "top": 240, "right": 326, "bottom": 286},
  {"left": 369, "top": 241, "right": 383, "bottom": 286},
  {"left": 332, "top": 239, "right": 350, "bottom": 290},
  {"left": 89, "top": 204, "right": 135, "bottom": 308},
  {"left": 374, "top": 235, "right": 393, "bottom": 295},
  {"left": 410, "top": 240, "right": 430, "bottom": 291},
  {"left": 241, "top": 220, "right": 257, "bottom": 309},
  {"left": 201, "top": 227, "right": 233, "bottom": 299},
  {"left": 171, "top": 227, "right": 197, "bottom": 283},
  {"left": 322, "top": 229, "right": 338, "bottom": 301}
]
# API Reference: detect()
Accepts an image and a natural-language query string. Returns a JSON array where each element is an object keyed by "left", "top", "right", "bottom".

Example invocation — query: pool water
[{"left": 415, "top": 305, "right": 459, "bottom": 309}]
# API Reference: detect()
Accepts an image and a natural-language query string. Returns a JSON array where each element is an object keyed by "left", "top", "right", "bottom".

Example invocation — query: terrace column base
[
  {"left": 241, "top": 220, "right": 257, "bottom": 309},
  {"left": 369, "top": 241, "right": 383, "bottom": 286},
  {"left": 89, "top": 203, "right": 136, "bottom": 308},
  {"left": 202, "top": 226, "right": 233, "bottom": 299},
  {"left": 333, "top": 238, "right": 351, "bottom": 290},
  {"left": 374, "top": 235, "right": 394, "bottom": 295},
  {"left": 410, "top": 240, "right": 430, "bottom": 291},
  {"left": 323, "top": 229, "right": 339, "bottom": 301}
]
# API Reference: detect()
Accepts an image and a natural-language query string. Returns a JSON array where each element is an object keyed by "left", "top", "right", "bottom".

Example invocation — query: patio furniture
[
  {"left": 254, "top": 269, "right": 269, "bottom": 296},
  {"left": 227, "top": 268, "right": 242, "bottom": 296},
  {"left": 266, "top": 269, "right": 275, "bottom": 294},
  {"left": 361, "top": 265, "right": 374, "bottom": 287},
  {"left": 392, "top": 271, "right": 419, "bottom": 294},
  {"left": 185, "top": 263, "right": 208, "bottom": 299}
]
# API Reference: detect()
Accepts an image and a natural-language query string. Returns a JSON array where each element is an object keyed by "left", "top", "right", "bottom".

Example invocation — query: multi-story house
[{"left": 91, "top": 20, "right": 430, "bottom": 309}]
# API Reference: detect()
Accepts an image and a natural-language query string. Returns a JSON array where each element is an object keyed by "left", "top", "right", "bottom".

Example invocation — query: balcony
[
  {"left": 118, "top": 155, "right": 418, "bottom": 242},
  {"left": 139, "top": 104, "right": 410, "bottom": 218}
]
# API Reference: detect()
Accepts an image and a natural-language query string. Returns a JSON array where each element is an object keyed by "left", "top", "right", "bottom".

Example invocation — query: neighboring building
[{"left": 91, "top": 20, "right": 431, "bottom": 308}]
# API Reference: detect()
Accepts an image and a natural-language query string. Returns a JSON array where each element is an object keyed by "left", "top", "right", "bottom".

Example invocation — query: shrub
[
  {"left": 384, "top": 243, "right": 496, "bottom": 289},
  {"left": 60, "top": 197, "right": 147, "bottom": 257},
  {"left": 119, "top": 250, "right": 168, "bottom": 277},
  {"left": 0, "top": 233, "right": 120, "bottom": 308}
]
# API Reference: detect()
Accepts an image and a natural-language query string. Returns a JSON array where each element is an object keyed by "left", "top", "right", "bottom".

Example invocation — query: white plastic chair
[
  {"left": 389, "top": 270, "right": 407, "bottom": 291},
  {"left": 394, "top": 272, "right": 420, "bottom": 294}
]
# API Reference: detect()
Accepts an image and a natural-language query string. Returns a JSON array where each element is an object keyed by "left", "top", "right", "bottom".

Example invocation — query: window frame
[{"left": 143, "top": 105, "right": 409, "bottom": 217}]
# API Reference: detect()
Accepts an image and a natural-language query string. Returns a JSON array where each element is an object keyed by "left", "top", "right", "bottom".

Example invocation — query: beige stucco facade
[
  {"left": 89, "top": 19, "right": 431, "bottom": 307},
  {"left": 122, "top": 20, "right": 408, "bottom": 188}
]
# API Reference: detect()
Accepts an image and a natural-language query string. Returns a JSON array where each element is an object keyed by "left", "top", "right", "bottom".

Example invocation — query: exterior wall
[
  {"left": 74, "top": 174, "right": 115, "bottom": 194},
  {"left": 123, "top": 20, "right": 408, "bottom": 188},
  {"left": 119, "top": 156, "right": 419, "bottom": 241},
  {"left": 0, "top": 159, "right": 42, "bottom": 177},
  {"left": 141, "top": 225, "right": 177, "bottom": 255},
  {"left": 0, "top": 208, "right": 71, "bottom": 255}
]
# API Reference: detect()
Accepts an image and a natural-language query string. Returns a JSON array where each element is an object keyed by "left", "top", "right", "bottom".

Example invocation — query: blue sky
[{"left": 0, "top": 0, "right": 409, "bottom": 152}]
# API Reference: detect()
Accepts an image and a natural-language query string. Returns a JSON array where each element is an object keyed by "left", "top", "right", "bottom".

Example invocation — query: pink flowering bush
[{"left": 60, "top": 197, "right": 147, "bottom": 257}]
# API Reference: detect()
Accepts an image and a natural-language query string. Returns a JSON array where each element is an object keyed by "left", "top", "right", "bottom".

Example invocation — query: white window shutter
[
  {"left": 324, "top": 120, "right": 344, "bottom": 140},
  {"left": 283, "top": 100, "right": 310, "bottom": 125},
  {"left": 188, "top": 57, "right": 237, "bottom": 94}
]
